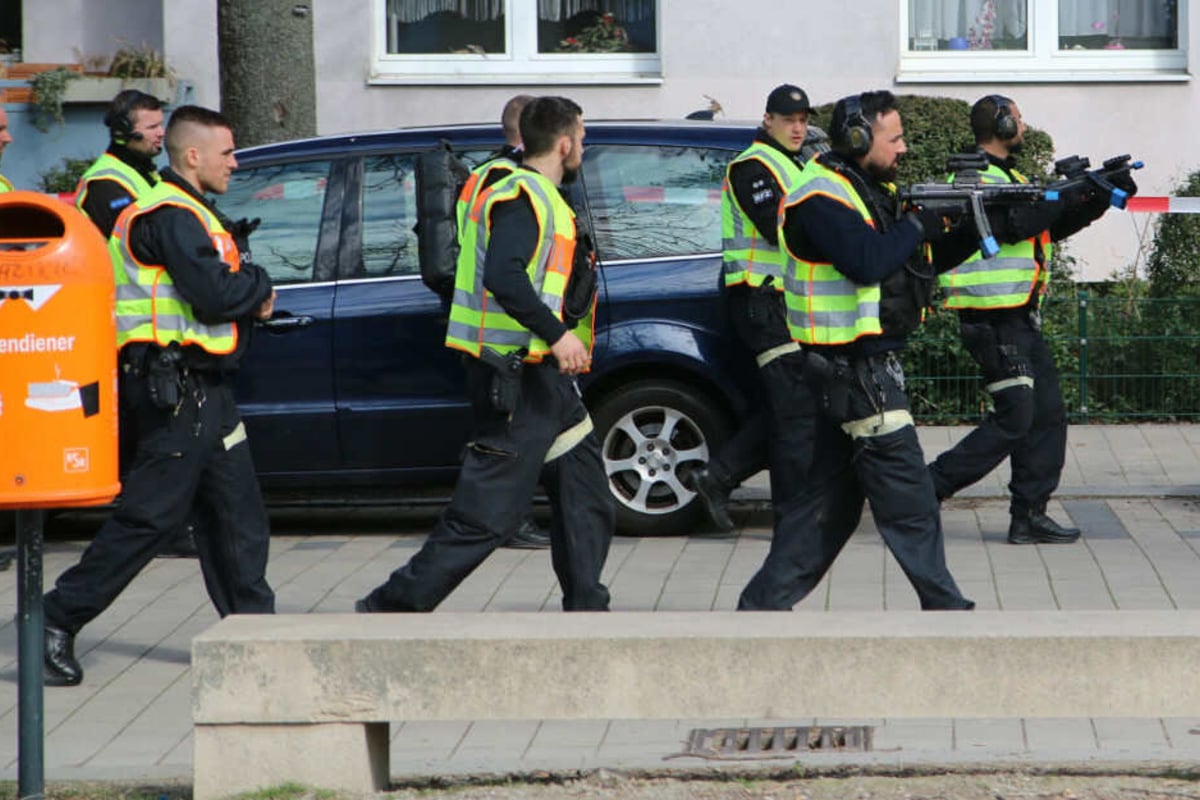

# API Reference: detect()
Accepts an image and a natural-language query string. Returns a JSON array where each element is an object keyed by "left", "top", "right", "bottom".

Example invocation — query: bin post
[{"left": 16, "top": 508, "right": 45, "bottom": 800}]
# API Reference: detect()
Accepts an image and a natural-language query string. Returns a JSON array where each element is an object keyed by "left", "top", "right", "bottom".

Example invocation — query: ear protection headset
[
  {"left": 989, "top": 95, "right": 1019, "bottom": 141},
  {"left": 104, "top": 90, "right": 152, "bottom": 144},
  {"left": 838, "top": 94, "right": 873, "bottom": 158}
]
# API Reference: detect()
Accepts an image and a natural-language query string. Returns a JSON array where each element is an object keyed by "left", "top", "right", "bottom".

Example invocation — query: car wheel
[{"left": 590, "top": 379, "right": 732, "bottom": 537}]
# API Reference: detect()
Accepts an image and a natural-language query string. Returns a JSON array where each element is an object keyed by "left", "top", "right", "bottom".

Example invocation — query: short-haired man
[
  {"left": 688, "top": 83, "right": 825, "bottom": 531},
  {"left": 739, "top": 91, "right": 976, "bottom": 611},
  {"left": 75, "top": 90, "right": 201, "bottom": 558},
  {"left": 42, "top": 106, "right": 278, "bottom": 686},
  {"left": 928, "top": 95, "right": 1135, "bottom": 544},
  {"left": 454, "top": 93, "right": 553, "bottom": 550},
  {"left": 358, "top": 96, "right": 613, "bottom": 613}
]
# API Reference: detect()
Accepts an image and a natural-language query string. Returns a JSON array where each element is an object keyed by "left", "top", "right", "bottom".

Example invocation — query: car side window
[
  {"left": 359, "top": 149, "right": 502, "bottom": 278},
  {"left": 361, "top": 154, "right": 420, "bottom": 277},
  {"left": 221, "top": 160, "right": 332, "bottom": 285},
  {"left": 581, "top": 145, "right": 734, "bottom": 261}
]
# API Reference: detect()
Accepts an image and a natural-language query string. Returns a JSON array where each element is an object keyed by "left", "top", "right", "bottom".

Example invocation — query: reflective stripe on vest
[
  {"left": 75, "top": 153, "right": 157, "bottom": 220},
  {"left": 781, "top": 161, "right": 882, "bottom": 345},
  {"left": 720, "top": 141, "right": 804, "bottom": 289},
  {"left": 455, "top": 156, "right": 518, "bottom": 238},
  {"left": 446, "top": 170, "right": 578, "bottom": 361},
  {"left": 109, "top": 182, "right": 240, "bottom": 353},
  {"left": 938, "top": 163, "right": 1053, "bottom": 310}
]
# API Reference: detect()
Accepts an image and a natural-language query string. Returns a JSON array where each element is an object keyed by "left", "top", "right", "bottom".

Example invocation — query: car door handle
[{"left": 259, "top": 314, "right": 315, "bottom": 331}]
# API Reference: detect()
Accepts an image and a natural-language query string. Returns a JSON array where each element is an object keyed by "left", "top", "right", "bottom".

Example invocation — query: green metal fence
[{"left": 906, "top": 290, "right": 1200, "bottom": 424}]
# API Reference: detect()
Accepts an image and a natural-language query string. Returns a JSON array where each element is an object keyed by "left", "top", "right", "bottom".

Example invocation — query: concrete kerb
[{"left": 191, "top": 610, "right": 1200, "bottom": 799}]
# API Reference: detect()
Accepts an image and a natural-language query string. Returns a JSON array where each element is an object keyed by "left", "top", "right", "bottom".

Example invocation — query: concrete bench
[{"left": 191, "top": 610, "right": 1200, "bottom": 799}]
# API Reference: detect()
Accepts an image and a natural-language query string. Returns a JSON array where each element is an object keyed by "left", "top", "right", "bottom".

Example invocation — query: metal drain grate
[{"left": 671, "top": 725, "right": 874, "bottom": 760}]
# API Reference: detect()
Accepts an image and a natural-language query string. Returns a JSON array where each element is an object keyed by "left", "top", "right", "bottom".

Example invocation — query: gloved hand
[
  {"left": 906, "top": 207, "right": 954, "bottom": 243},
  {"left": 229, "top": 217, "right": 262, "bottom": 240}
]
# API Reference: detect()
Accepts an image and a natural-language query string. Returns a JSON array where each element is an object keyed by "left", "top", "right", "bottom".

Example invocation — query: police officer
[
  {"left": 357, "top": 96, "right": 613, "bottom": 613},
  {"left": 687, "top": 84, "right": 823, "bottom": 531},
  {"left": 73, "top": 90, "right": 200, "bottom": 558},
  {"left": 739, "top": 91, "right": 975, "bottom": 611},
  {"left": 42, "top": 105, "right": 277, "bottom": 686},
  {"left": 928, "top": 95, "right": 1134, "bottom": 545},
  {"left": 0, "top": 107, "right": 13, "bottom": 191},
  {"left": 454, "top": 93, "right": 554, "bottom": 551}
]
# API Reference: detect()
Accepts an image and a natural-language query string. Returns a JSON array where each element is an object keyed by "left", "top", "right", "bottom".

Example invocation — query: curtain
[
  {"left": 909, "top": 0, "right": 1027, "bottom": 41},
  {"left": 1059, "top": 0, "right": 1172, "bottom": 37},
  {"left": 536, "top": 0, "right": 655, "bottom": 22},
  {"left": 389, "top": 0, "right": 505, "bottom": 23}
]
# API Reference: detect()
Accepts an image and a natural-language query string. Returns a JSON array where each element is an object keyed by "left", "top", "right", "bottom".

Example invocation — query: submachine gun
[
  {"left": 1048, "top": 154, "right": 1143, "bottom": 210},
  {"left": 898, "top": 151, "right": 1058, "bottom": 259}
]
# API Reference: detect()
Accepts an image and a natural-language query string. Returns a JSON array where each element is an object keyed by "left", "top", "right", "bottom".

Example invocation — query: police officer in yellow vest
[
  {"left": 0, "top": 107, "right": 13, "bottom": 192},
  {"left": 75, "top": 90, "right": 164, "bottom": 238},
  {"left": 740, "top": 91, "right": 977, "bottom": 611},
  {"left": 42, "top": 106, "right": 278, "bottom": 686},
  {"left": 928, "top": 95, "right": 1135, "bottom": 545},
  {"left": 453, "top": 94, "right": 555, "bottom": 551},
  {"left": 357, "top": 96, "right": 612, "bottom": 613},
  {"left": 686, "top": 84, "right": 826, "bottom": 532}
]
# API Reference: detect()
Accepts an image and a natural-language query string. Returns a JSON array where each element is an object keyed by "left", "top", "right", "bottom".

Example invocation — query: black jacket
[
  {"left": 79, "top": 144, "right": 159, "bottom": 239},
  {"left": 126, "top": 168, "right": 274, "bottom": 371},
  {"left": 727, "top": 130, "right": 806, "bottom": 246}
]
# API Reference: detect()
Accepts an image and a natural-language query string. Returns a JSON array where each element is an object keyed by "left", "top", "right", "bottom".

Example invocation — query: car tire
[{"left": 590, "top": 379, "right": 732, "bottom": 537}]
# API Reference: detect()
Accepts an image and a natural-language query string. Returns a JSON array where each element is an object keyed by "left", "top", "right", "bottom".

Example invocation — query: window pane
[
  {"left": 1059, "top": 0, "right": 1177, "bottom": 50},
  {"left": 385, "top": 0, "right": 506, "bottom": 55},
  {"left": 358, "top": 150, "right": 495, "bottom": 279},
  {"left": 538, "top": 0, "right": 657, "bottom": 53},
  {"left": 582, "top": 145, "right": 732, "bottom": 261},
  {"left": 222, "top": 161, "right": 331, "bottom": 285},
  {"left": 907, "top": 0, "right": 1028, "bottom": 51},
  {"left": 361, "top": 155, "right": 420, "bottom": 277}
]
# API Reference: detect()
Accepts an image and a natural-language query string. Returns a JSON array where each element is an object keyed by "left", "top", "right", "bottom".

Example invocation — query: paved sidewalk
[{"left": 3, "top": 424, "right": 1200, "bottom": 785}]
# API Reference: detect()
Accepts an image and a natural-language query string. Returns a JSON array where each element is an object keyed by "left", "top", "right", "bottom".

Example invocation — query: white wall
[
  {"left": 169, "top": 0, "right": 1200, "bottom": 281},
  {"left": 24, "top": 0, "right": 161, "bottom": 65}
]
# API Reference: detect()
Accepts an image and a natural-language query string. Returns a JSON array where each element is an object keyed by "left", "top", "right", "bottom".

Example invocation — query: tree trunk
[{"left": 217, "top": 0, "right": 316, "bottom": 148}]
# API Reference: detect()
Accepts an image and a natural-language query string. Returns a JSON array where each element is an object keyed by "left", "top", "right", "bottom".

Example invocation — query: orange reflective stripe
[{"left": 547, "top": 234, "right": 573, "bottom": 275}]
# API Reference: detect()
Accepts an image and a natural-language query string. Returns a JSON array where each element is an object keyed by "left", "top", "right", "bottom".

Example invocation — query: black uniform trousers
[
  {"left": 361, "top": 358, "right": 613, "bottom": 612},
  {"left": 739, "top": 352, "right": 973, "bottom": 611},
  {"left": 928, "top": 309, "right": 1067, "bottom": 518},
  {"left": 707, "top": 285, "right": 794, "bottom": 492},
  {"left": 44, "top": 366, "right": 275, "bottom": 635}
]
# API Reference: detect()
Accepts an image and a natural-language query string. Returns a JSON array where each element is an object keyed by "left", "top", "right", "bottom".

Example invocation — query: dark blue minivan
[{"left": 214, "top": 120, "right": 820, "bottom": 535}]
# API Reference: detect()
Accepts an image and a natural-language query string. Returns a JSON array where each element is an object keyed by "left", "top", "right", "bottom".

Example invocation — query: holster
[
  {"left": 478, "top": 346, "right": 526, "bottom": 415},
  {"left": 145, "top": 345, "right": 185, "bottom": 411}
]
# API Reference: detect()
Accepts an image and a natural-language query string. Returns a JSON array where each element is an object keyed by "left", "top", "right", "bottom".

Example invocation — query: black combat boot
[
  {"left": 503, "top": 517, "right": 551, "bottom": 550},
  {"left": 685, "top": 467, "right": 736, "bottom": 532},
  {"left": 1008, "top": 511, "right": 1081, "bottom": 545},
  {"left": 44, "top": 625, "right": 83, "bottom": 686}
]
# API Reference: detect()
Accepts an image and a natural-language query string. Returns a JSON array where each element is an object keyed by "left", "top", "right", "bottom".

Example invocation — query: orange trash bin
[{"left": 0, "top": 191, "right": 120, "bottom": 509}]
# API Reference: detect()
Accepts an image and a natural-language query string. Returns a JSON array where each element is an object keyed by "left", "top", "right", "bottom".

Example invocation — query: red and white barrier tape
[{"left": 1125, "top": 196, "right": 1200, "bottom": 214}]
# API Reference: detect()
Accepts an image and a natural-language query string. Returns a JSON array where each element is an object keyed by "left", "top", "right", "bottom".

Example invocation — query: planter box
[{"left": 62, "top": 76, "right": 176, "bottom": 104}]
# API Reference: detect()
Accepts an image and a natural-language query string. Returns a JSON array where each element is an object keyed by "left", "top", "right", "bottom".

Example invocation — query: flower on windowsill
[{"left": 555, "top": 13, "right": 633, "bottom": 53}]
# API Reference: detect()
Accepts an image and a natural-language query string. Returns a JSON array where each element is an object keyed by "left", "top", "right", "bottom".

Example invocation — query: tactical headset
[
  {"left": 989, "top": 95, "right": 1019, "bottom": 141},
  {"left": 838, "top": 94, "right": 873, "bottom": 158},
  {"left": 103, "top": 90, "right": 156, "bottom": 144}
]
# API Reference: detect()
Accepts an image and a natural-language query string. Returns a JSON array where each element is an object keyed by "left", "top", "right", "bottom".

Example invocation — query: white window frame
[
  {"left": 370, "top": 0, "right": 662, "bottom": 85},
  {"left": 897, "top": 0, "right": 1189, "bottom": 83}
]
